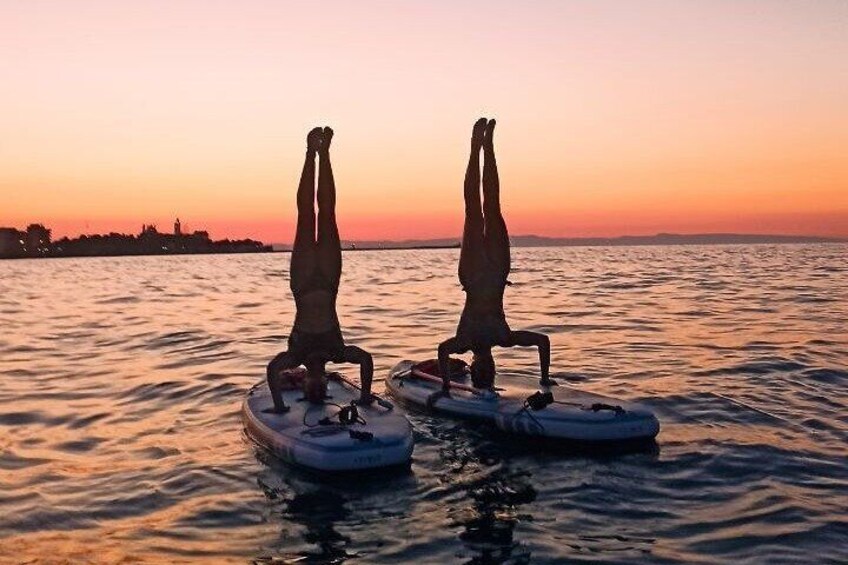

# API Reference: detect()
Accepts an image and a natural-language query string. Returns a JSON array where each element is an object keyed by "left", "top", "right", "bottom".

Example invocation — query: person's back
[
  {"left": 460, "top": 255, "right": 508, "bottom": 315},
  {"left": 462, "top": 286, "right": 505, "bottom": 316},
  {"left": 458, "top": 273, "right": 510, "bottom": 353},
  {"left": 292, "top": 286, "right": 339, "bottom": 334}
]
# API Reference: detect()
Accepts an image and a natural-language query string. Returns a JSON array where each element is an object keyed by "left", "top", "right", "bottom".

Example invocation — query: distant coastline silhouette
[
  {"left": 0, "top": 221, "right": 270, "bottom": 259},
  {"left": 273, "top": 233, "right": 847, "bottom": 252},
  {"left": 266, "top": 127, "right": 374, "bottom": 410},
  {"left": 3, "top": 225, "right": 840, "bottom": 261}
]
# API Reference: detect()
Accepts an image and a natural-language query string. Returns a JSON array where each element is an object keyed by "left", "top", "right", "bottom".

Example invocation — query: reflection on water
[{"left": 1, "top": 244, "right": 846, "bottom": 563}]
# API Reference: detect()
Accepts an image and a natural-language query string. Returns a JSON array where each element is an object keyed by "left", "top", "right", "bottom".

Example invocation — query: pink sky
[{"left": 2, "top": 1, "right": 846, "bottom": 241}]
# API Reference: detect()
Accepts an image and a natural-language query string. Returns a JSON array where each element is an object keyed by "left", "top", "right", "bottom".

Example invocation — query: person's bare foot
[
  {"left": 471, "top": 118, "right": 487, "bottom": 150},
  {"left": 483, "top": 118, "right": 496, "bottom": 150},
  {"left": 320, "top": 126, "right": 334, "bottom": 153},
  {"left": 307, "top": 127, "right": 323, "bottom": 152}
]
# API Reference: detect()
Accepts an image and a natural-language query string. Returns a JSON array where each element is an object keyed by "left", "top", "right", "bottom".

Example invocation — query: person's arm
[
  {"left": 437, "top": 338, "right": 458, "bottom": 394},
  {"left": 510, "top": 331, "right": 553, "bottom": 386},
  {"left": 266, "top": 351, "right": 296, "bottom": 413},
  {"left": 538, "top": 335, "right": 552, "bottom": 386},
  {"left": 343, "top": 345, "right": 374, "bottom": 405},
  {"left": 358, "top": 353, "right": 373, "bottom": 405}
]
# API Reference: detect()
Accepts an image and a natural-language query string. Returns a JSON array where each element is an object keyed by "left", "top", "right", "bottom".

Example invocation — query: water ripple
[{"left": 0, "top": 245, "right": 846, "bottom": 563}]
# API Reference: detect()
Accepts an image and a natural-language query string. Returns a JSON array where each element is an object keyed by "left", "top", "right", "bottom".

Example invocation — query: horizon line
[
  {"left": 271, "top": 231, "right": 848, "bottom": 247},
  {"left": 3, "top": 221, "right": 846, "bottom": 245}
]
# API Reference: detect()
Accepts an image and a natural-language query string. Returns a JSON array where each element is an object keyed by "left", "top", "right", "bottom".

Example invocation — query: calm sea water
[{"left": 1, "top": 245, "right": 846, "bottom": 564}]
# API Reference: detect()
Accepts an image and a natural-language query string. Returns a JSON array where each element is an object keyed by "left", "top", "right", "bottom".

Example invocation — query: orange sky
[{"left": 1, "top": 1, "right": 846, "bottom": 242}]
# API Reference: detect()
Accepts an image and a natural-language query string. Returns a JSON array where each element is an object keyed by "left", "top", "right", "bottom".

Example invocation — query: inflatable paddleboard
[
  {"left": 386, "top": 360, "right": 659, "bottom": 442},
  {"left": 242, "top": 371, "right": 414, "bottom": 472}
]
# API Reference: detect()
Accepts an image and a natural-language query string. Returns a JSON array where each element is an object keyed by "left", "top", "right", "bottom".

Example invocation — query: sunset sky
[{"left": 2, "top": 0, "right": 846, "bottom": 242}]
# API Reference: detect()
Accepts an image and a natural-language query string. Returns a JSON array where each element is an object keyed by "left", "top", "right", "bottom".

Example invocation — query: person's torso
[
  {"left": 461, "top": 254, "right": 508, "bottom": 315},
  {"left": 293, "top": 289, "right": 340, "bottom": 333},
  {"left": 462, "top": 285, "right": 506, "bottom": 318}
]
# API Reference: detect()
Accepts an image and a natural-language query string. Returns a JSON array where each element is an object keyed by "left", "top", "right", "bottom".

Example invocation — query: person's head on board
[
  {"left": 303, "top": 351, "right": 328, "bottom": 403},
  {"left": 470, "top": 349, "right": 496, "bottom": 389}
]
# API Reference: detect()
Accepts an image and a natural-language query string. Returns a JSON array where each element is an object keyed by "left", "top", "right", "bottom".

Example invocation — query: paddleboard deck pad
[
  {"left": 387, "top": 360, "right": 659, "bottom": 442},
  {"left": 243, "top": 371, "right": 414, "bottom": 472}
]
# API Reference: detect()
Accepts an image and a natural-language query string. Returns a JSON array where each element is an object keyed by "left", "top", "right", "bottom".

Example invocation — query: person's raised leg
[
  {"left": 341, "top": 345, "right": 374, "bottom": 405},
  {"left": 266, "top": 350, "right": 300, "bottom": 413},
  {"left": 290, "top": 127, "right": 323, "bottom": 291},
  {"left": 316, "top": 126, "right": 342, "bottom": 285},
  {"left": 507, "top": 330, "right": 552, "bottom": 386},
  {"left": 458, "top": 118, "right": 488, "bottom": 289},
  {"left": 482, "top": 119, "right": 510, "bottom": 278}
]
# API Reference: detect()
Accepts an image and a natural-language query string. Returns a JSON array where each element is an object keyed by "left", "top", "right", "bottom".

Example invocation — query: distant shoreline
[
  {"left": 3, "top": 231, "right": 843, "bottom": 259},
  {"left": 0, "top": 221, "right": 272, "bottom": 260},
  {"left": 272, "top": 233, "right": 847, "bottom": 252},
  {"left": 0, "top": 249, "right": 276, "bottom": 261}
]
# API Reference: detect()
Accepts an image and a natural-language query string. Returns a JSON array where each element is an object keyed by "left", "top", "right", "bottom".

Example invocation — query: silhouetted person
[
  {"left": 437, "top": 118, "right": 551, "bottom": 394},
  {"left": 266, "top": 127, "right": 373, "bottom": 411}
]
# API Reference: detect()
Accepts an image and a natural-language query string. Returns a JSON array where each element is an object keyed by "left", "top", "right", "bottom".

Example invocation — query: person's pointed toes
[
  {"left": 472, "top": 118, "right": 487, "bottom": 143},
  {"left": 320, "top": 126, "right": 334, "bottom": 150},
  {"left": 307, "top": 126, "right": 323, "bottom": 149},
  {"left": 483, "top": 119, "right": 496, "bottom": 146}
]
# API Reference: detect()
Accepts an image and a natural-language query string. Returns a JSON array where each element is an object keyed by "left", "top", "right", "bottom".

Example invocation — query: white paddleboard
[
  {"left": 386, "top": 360, "right": 660, "bottom": 442},
  {"left": 242, "top": 374, "right": 414, "bottom": 472}
]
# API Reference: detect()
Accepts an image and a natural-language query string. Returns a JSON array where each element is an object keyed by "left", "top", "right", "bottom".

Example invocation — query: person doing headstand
[
  {"left": 266, "top": 127, "right": 373, "bottom": 412},
  {"left": 437, "top": 118, "right": 552, "bottom": 394}
]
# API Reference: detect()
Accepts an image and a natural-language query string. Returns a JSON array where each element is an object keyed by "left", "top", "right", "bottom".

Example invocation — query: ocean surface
[{"left": 1, "top": 245, "right": 846, "bottom": 564}]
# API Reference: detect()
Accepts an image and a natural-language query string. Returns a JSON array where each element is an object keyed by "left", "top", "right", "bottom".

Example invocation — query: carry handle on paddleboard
[
  {"left": 409, "top": 368, "right": 484, "bottom": 395},
  {"left": 328, "top": 372, "right": 394, "bottom": 411}
]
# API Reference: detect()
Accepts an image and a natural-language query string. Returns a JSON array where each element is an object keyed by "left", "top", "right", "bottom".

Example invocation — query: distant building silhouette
[
  {"left": 0, "top": 228, "right": 24, "bottom": 258},
  {"left": 0, "top": 225, "right": 50, "bottom": 257},
  {"left": 0, "top": 222, "right": 271, "bottom": 259},
  {"left": 26, "top": 224, "right": 51, "bottom": 256}
]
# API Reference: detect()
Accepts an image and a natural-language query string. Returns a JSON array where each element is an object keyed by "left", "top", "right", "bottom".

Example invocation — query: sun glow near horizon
[{"left": 2, "top": 0, "right": 847, "bottom": 241}]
